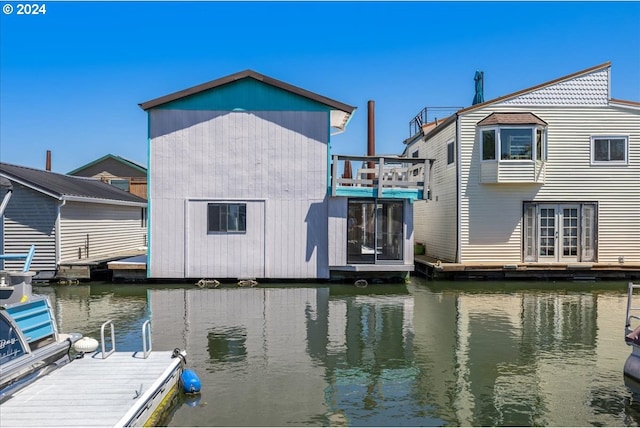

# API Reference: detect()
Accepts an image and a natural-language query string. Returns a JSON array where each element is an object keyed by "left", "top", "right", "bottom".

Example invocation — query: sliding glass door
[{"left": 347, "top": 199, "right": 403, "bottom": 264}]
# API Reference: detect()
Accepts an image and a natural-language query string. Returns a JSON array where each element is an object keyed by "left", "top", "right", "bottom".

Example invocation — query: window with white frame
[
  {"left": 207, "top": 203, "right": 246, "bottom": 233},
  {"left": 591, "top": 136, "right": 628, "bottom": 164},
  {"left": 481, "top": 126, "right": 546, "bottom": 161}
]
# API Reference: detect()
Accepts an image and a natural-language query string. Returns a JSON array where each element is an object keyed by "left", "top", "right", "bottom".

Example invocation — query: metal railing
[
  {"left": 626, "top": 282, "right": 640, "bottom": 338},
  {"left": 408, "top": 107, "right": 461, "bottom": 138},
  {"left": 0, "top": 245, "right": 36, "bottom": 272},
  {"left": 100, "top": 318, "right": 153, "bottom": 359}
]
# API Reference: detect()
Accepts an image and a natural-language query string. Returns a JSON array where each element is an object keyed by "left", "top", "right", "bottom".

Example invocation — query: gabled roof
[
  {"left": 459, "top": 62, "right": 613, "bottom": 114},
  {"left": 138, "top": 69, "right": 356, "bottom": 132},
  {"left": 0, "top": 162, "right": 147, "bottom": 207},
  {"left": 477, "top": 112, "right": 547, "bottom": 126},
  {"left": 68, "top": 154, "right": 146, "bottom": 175}
]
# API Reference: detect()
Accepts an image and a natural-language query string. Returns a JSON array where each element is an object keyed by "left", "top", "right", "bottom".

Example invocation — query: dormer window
[{"left": 478, "top": 113, "right": 547, "bottom": 162}]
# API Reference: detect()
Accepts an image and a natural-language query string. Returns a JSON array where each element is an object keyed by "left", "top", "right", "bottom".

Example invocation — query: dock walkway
[
  {"left": 0, "top": 350, "right": 181, "bottom": 427},
  {"left": 414, "top": 255, "right": 640, "bottom": 280}
]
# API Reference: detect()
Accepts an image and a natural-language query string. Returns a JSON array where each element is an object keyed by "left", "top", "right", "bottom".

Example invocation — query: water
[{"left": 39, "top": 278, "right": 640, "bottom": 427}]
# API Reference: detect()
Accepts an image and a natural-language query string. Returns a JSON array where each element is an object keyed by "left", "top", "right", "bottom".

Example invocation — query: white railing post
[
  {"left": 423, "top": 159, "right": 430, "bottom": 200},
  {"left": 377, "top": 157, "right": 384, "bottom": 198},
  {"left": 331, "top": 155, "right": 339, "bottom": 196}
]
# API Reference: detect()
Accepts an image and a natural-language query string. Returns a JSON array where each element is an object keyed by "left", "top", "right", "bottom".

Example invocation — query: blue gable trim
[
  {"left": 334, "top": 187, "right": 423, "bottom": 201},
  {"left": 156, "top": 78, "right": 332, "bottom": 112}
]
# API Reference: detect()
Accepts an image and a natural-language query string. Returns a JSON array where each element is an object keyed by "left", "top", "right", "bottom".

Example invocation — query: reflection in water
[
  {"left": 207, "top": 327, "right": 247, "bottom": 364},
  {"left": 37, "top": 283, "right": 150, "bottom": 352},
  {"left": 43, "top": 280, "right": 640, "bottom": 427}
]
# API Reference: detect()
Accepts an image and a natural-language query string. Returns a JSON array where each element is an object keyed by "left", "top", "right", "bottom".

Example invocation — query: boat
[
  {"left": 0, "top": 176, "right": 83, "bottom": 400},
  {"left": 624, "top": 282, "right": 640, "bottom": 384},
  {"left": 0, "top": 267, "right": 83, "bottom": 401}
]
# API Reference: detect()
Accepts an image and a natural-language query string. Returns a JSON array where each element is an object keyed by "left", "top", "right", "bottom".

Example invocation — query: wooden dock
[
  {"left": 414, "top": 255, "right": 640, "bottom": 280},
  {"left": 0, "top": 350, "right": 182, "bottom": 427},
  {"left": 55, "top": 249, "right": 147, "bottom": 282},
  {"left": 107, "top": 255, "right": 147, "bottom": 282}
]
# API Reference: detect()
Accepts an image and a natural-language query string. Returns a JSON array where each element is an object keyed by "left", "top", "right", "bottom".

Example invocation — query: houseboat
[
  {"left": 405, "top": 62, "right": 640, "bottom": 279},
  {"left": 139, "top": 70, "right": 432, "bottom": 282}
]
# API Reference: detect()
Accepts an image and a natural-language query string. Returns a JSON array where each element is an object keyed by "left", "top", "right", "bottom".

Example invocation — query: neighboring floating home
[
  {"left": 68, "top": 154, "right": 148, "bottom": 200},
  {"left": 405, "top": 62, "right": 640, "bottom": 277},
  {"left": 0, "top": 162, "right": 148, "bottom": 280},
  {"left": 139, "top": 70, "right": 430, "bottom": 281}
]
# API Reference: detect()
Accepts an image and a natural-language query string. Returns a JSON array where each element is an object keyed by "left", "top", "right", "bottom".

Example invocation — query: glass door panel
[
  {"left": 581, "top": 204, "right": 596, "bottom": 262},
  {"left": 560, "top": 206, "right": 579, "bottom": 261},
  {"left": 347, "top": 200, "right": 375, "bottom": 264},
  {"left": 538, "top": 206, "right": 556, "bottom": 260},
  {"left": 376, "top": 201, "right": 403, "bottom": 261}
]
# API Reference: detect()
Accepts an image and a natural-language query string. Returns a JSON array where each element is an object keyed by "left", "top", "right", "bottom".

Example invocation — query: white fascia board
[{"left": 61, "top": 195, "right": 147, "bottom": 208}]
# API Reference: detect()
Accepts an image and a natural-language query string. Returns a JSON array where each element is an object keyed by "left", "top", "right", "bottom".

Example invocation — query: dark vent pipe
[
  {"left": 367, "top": 100, "right": 375, "bottom": 156},
  {"left": 367, "top": 101, "right": 375, "bottom": 183},
  {"left": 46, "top": 150, "right": 52, "bottom": 171}
]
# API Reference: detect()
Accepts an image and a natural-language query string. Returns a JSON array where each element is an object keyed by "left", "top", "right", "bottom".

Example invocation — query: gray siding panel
[
  {"left": 149, "top": 110, "right": 330, "bottom": 279},
  {"left": 185, "top": 199, "right": 265, "bottom": 279},
  {"left": 328, "top": 197, "right": 347, "bottom": 267},
  {"left": 1, "top": 184, "right": 57, "bottom": 271}
]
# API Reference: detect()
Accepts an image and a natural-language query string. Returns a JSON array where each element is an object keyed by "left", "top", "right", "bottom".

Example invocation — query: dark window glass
[
  {"left": 482, "top": 130, "right": 496, "bottom": 160},
  {"left": 447, "top": 142, "right": 455, "bottom": 165},
  {"left": 208, "top": 204, "right": 246, "bottom": 233}
]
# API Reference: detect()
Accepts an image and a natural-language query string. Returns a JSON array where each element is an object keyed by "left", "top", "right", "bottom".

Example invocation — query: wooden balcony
[{"left": 330, "top": 155, "right": 433, "bottom": 201}]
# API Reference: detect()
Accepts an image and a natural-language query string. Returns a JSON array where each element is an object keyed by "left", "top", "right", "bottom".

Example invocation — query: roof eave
[
  {"left": 68, "top": 154, "right": 147, "bottom": 175},
  {"left": 610, "top": 98, "right": 640, "bottom": 111},
  {"left": 139, "top": 69, "right": 356, "bottom": 117},
  {"left": 0, "top": 173, "right": 62, "bottom": 200}
]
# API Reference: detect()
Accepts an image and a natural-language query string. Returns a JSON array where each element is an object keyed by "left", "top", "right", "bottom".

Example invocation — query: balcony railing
[
  {"left": 408, "top": 107, "right": 461, "bottom": 138},
  {"left": 330, "top": 155, "right": 433, "bottom": 201}
]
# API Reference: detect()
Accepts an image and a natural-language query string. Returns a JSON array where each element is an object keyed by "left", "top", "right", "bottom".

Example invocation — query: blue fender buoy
[{"left": 180, "top": 368, "right": 201, "bottom": 394}]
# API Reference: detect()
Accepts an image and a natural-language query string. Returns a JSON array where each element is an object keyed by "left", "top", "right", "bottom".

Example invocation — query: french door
[{"left": 524, "top": 203, "right": 596, "bottom": 263}]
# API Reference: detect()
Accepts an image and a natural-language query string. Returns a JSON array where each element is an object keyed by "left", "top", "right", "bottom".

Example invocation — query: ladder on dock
[
  {"left": 625, "top": 282, "right": 640, "bottom": 342},
  {"left": 0, "top": 319, "right": 185, "bottom": 427}
]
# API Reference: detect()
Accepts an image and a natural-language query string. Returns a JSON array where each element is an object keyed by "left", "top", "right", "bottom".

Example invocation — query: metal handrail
[
  {"left": 625, "top": 282, "right": 640, "bottom": 335},
  {"left": 100, "top": 319, "right": 116, "bottom": 359},
  {"left": 0, "top": 245, "right": 36, "bottom": 272},
  {"left": 142, "top": 320, "right": 152, "bottom": 359}
]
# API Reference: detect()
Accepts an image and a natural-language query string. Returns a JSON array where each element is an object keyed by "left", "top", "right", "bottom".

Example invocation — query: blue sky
[{"left": 1, "top": 1, "right": 639, "bottom": 173}]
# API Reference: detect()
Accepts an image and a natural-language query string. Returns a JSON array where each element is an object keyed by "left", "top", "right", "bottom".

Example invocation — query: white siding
[
  {"left": 328, "top": 197, "right": 347, "bottom": 267},
  {"left": 59, "top": 202, "right": 147, "bottom": 263},
  {"left": 149, "top": 110, "right": 330, "bottom": 279},
  {"left": 458, "top": 104, "right": 640, "bottom": 263},
  {"left": 409, "top": 121, "right": 458, "bottom": 262},
  {"left": 1, "top": 184, "right": 57, "bottom": 271},
  {"left": 403, "top": 199, "right": 415, "bottom": 263}
]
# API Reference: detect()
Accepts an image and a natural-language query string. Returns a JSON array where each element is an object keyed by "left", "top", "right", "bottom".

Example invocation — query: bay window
[{"left": 481, "top": 126, "right": 546, "bottom": 162}]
